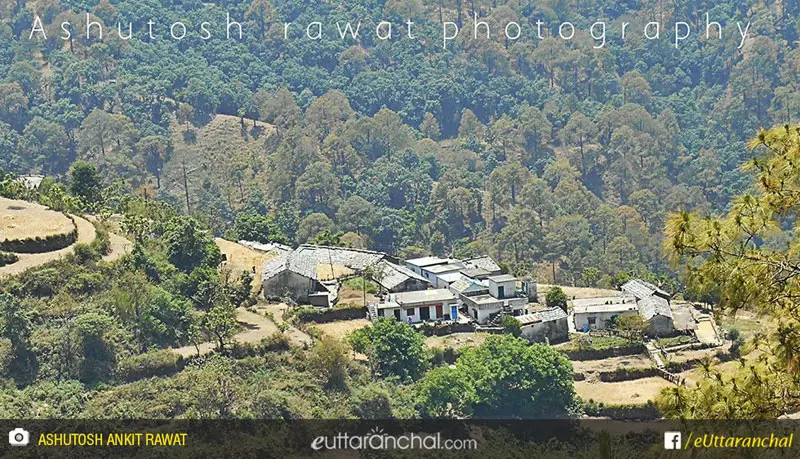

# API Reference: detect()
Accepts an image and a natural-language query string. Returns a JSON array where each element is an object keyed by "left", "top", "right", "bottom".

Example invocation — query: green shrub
[
  {"left": 91, "top": 226, "right": 111, "bottom": 255},
  {"left": 65, "top": 271, "right": 106, "bottom": 294},
  {"left": 0, "top": 251, "right": 18, "bottom": 267},
  {"left": 503, "top": 316, "right": 522, "bottom": 337},
  {"left": 21, "top": 268, "right": 63, "bottom": 296},
  {"left": 115, "top": 350, "right": 184, "bottom": 383},
  {"left": 342, "top": 276, "right": 378, "bottom": 293},
  {"left": 71, "top": 243, "right": 101, "bottom": 265}
]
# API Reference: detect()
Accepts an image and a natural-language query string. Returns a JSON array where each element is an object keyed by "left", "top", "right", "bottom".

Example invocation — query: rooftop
[
  {"left": 621, "top": 279, "right": 670, "bottom": 299},
  {"left": 437, "top": 272, "right": 463, "bottom": 284},
  {"left": 262, "top": 245, "right": 386, "bottom": 281},
  {"left": 572, "top": 301, "right": 639, "bottom": 315},
  {"left": 240, "top": 240, "right": 292, "bottom": 254},
  {"left": 466, "top": 293, "right": 504, "bottom": 305},
  {"left": 391, "top": 289, "right": 456, "bottom": 305},
  {"left": 404, "top": 256, "right": 449, "bottom": 267},
  {"left": 487, "top": 274, "right": 517, "bottom": 283},
  {"left": 517, "top": 307, "right": 568, "bottom": 326},
  {"left": 374, "top": 260, "right": 429, "bottom": 291},
  {"left": 462, "top": 256, "right": 502, "bottom": 274},
  {"left": 449, "top": 277, "right": 488, "bottom": 294},
  {"left": 460, "top": 268, "right": 491, "bottom": 279},
  {"left": 638, "top": 296, "right": 673, "bottom": 321},
  {"left": 571, "top": 296, "right": 636, "bottom": 308},
  {"left": 425, "top": 263, "right": 466, "bottom": 274}
]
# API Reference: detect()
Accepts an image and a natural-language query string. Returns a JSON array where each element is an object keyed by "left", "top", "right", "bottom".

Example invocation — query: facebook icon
[{"left": 664, "top": 432, "right": 682, "bottom": 450}]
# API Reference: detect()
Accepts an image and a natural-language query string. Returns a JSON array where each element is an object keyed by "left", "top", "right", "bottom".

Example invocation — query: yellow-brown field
[{"left": 0, "top": 197, "right": 75, "bottom": 243}]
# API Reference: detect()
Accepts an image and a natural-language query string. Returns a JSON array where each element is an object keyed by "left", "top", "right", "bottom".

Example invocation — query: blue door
[{"left": 450, "top": 305, "right": 458, "bottom": 320}]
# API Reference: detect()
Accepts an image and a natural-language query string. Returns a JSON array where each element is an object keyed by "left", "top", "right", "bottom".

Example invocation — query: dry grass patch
[
  {"left": 575, "top": 377, "right": 673, "bottom": 405},
  {"left": 314, "top": 319, "right": 372, "bottom": 340},
  {"left": 425, "top": 333, "right": 492, "bottom": 350},
  {"left": 162, "top": 114, "right": 275, "bottom": 209},
  {"left": 0, "top": 214, "right": 96, "bottom": 279},
  {"left": 0, "top": 197, "right": 74, "bottom": 242},
  {"left": 538, "top": 284, "right": 621, "bottom": 300},
  {"left": 215, "top": 238, "right": 277, "bottom": 292}
]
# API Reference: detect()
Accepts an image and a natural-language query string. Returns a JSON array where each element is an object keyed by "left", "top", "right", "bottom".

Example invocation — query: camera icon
[{"left": 8, "top": 428, "right": 30, "bottom": 446}]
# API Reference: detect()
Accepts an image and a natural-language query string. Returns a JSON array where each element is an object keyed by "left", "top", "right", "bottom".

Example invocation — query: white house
[
  {"left": 571, "top": 296, "right": 639, "bottom": 331},
  {"left": 420, "top": 262, "right": 466, "bottom": 288},
  {"left": 486, "top": 274, "right": 516, "bottom": 300},
  {"left": 403, "top": 256, "right": 450, "bottom": 276},
  {"left": 368, "top": 289, "right": 459, "bottom": 323}
]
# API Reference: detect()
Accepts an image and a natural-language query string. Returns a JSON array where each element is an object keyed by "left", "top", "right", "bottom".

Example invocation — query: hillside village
[{"left": 250, "top": 241, "right": 731, "bottom": 404}]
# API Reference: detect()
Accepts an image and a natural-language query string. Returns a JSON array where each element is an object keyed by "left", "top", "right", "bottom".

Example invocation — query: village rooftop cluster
[{"left": 258, "top": 243, "right": 688, "bottom": 344}]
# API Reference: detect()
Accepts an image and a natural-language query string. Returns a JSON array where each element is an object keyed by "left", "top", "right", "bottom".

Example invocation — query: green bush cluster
[
  {"left": 288, "top": 305, "right": 367, "bottom": 323},
  {"left": 0, "top": 251, "right": 18, "bottom": 267},
  {"left": 115, "top": 350, "right": 185, "bottom": 383}
]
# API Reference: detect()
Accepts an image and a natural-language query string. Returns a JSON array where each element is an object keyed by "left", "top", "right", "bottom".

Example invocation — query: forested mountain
[{"left": 2, "top": 0, "right": 799, "bottom": 287}]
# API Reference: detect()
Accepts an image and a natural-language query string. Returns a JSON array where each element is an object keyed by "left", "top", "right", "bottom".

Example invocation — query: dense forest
[
  {"left": 2, "top": 0, "right": 800, "bottom": 423},
  {"left": 1, "top": 0, "right": 797, "bottom": 286}
]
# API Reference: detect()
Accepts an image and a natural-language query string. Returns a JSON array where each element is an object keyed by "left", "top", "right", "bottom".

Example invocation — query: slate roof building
[
  {"left": 261, "top": 245, "right": 427, "bottom": 307},
  {"left": 517, "top": 308, "right": 569, "bottom": 343},
  {"left": 461, "top": 256, "right": 503, "bottom": 275},
  {"left": 621, "top": 279, "right": 674, "bottom": 335},
  {"left": 571, "top": 296, "right": 640, "bottom": 331},
  {"left": 570, "top": 279, "right": 675, "bottom": 335}
]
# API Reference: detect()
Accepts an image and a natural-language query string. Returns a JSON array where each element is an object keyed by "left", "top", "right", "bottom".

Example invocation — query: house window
[
  {"left": 407, "top": 307, "right": 415, "bottom": 318},
  {"left": 393, "top": 310, "right": 400, "bottom": 321},
  {"left": 377, "top": 309, "right": 384, "bottom": 317},
  {"left": 588, "top": 317, "right": 597, "bottom": 326}
]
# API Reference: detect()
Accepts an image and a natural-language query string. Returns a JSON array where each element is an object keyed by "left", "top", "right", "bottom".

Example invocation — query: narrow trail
[{"left": 171, "top": 306, "right": 312, "bottom": 358}]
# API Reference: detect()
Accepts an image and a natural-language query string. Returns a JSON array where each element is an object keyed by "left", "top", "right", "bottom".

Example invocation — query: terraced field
[{"left": 1, "top": 197, "right": 75, "bottom": 246}]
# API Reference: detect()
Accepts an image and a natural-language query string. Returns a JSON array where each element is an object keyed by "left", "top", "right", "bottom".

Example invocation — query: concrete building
[
  {"left": 459, "top": 273, "right": 531, "bottom": 324},
  {"left": 439, "top": 264, "right": 537, "bottom": 325},
  {"left": 461, "top": 256, "right": 503, "bottom": 275},
  {"left": 572, "top": 296, "right": 639, "bottom": 331},
  {"left": 486, "top": 274, "right": 516, "bottom": 300},
  {"left": 518, "top": 308, "right": 569, "bottom": 344},
  {"left": 368, "top": 289, "right": 459, "bottom": 323},
  {"left": 420, "top": 262, "right": 466, "bottom": 288},
  {"left": 403, "top": 256, "right": 450, "bottom": 276}
]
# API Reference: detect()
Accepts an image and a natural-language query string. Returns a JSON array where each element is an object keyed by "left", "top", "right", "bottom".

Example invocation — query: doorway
[{"left": 420, "top": 306, "right": 430, "bottom": 321}]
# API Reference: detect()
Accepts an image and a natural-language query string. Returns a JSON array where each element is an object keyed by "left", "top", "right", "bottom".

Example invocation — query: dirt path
[
  {"left": 0, "top": 214, "right": 97, "bottom": 278},
  {"left": 102, "top": 230, "right": 133, "bottom": 262},
  {"left": 172, "top": 306, "right": 285, "bottom": 358},
  {"left": 254, "top": 302, "right": 313, "bottom": 347}
]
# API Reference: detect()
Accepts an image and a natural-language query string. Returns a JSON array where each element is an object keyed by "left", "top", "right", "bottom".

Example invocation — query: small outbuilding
[{"left": 518, "top": 308, "right": 569, "bottom": 344}]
